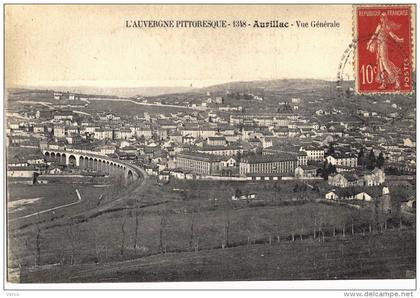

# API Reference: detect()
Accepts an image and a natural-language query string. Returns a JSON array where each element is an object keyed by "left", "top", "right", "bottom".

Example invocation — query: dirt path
[{"left": 89, "top": 97, "right": 201, "bottom": 111}]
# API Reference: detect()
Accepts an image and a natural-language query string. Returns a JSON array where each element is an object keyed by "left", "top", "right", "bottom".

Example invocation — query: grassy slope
[{"left": 19, "top": 229, "right": 415, "bottom": 282}]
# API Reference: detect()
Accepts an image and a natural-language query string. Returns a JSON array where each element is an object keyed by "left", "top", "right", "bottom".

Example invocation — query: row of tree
[{"left": 358, "top": 148, "right": 385, "bottom": 170}]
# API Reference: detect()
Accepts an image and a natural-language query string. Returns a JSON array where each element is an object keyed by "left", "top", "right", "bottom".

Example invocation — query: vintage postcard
[{"left": 3, "top": 3, "right": 416, "bottom": 291}]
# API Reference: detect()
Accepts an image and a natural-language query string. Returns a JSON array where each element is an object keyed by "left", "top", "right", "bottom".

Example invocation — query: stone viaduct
[{"left": 41, "top": 147, "right": 143, "bottom": 184}]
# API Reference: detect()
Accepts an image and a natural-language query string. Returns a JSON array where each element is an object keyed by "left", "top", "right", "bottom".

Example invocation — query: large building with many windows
[
  {"left": 239, "top": 153, "right": 298, "bottom": 176},
  {"left": 175, "top": 152, "right": 221, "bottom": 175}
]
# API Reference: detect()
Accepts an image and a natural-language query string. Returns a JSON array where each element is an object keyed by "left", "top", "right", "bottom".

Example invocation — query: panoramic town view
[
  {"left": 6, "top": 79, "right": 416, "bottom": 282},
  {"left": 4, "top": 4, "right": 417, "bottom": 289}
]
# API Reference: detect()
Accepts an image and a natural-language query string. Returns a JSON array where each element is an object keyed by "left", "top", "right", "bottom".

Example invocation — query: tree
[
  {"left": 139, "top": 135, "right": 145, "bottom": 144},
  {"left": 133, "top": 202, "right": 142, "bottom": 249},
  {"left": 35, "top": 224, "right": 41, "bottom": 266},
  {"left": 222, "top": 197, "right": 232, "bottom": 248},
  {"left": 321, "top": 160, "right": 329, "bottom": 180},
  {"left": 189, "top": 201, "right": 201, "bottom": 252},
  {"left": 159, "top": 210, "right": 168, "bottom": 254},
  {"left": 236, "top": 151, "right": 242, "bottom": 161},
  {"left": 376, "top": 152, "right": 385, "bottom": 169},
  {"left": 327, "top": 162, "right": 334, "bottom": 175},
  {"left": 235, "top": 188, "right": 242, "bottom": 198},
  {"left": 367, "top": 149, "right": 376, "bottom": 170},
  {"left": 273, "top": 182, "right": 281, "bottom": 201},
  {"left": 120, "top": 216, "right": 127, "bottom": 255},
  {"left": 357, "top": 147, "right": 365, "bottom": 166},
  {"left": 327, "top": 143, "right": 335, "bottom": 155}
]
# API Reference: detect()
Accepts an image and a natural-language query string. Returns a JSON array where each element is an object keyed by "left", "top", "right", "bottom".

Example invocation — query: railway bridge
[{"left": 41, "top": 147, "right": 142, "bottom": 184}]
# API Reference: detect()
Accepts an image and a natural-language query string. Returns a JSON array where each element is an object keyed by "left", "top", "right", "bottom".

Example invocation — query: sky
[{"left": 6, "top": 5, "right": 355, "bottom": 88}]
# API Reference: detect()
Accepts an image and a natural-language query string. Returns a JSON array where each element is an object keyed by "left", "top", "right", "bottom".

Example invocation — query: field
[
  {"left": 7, "top": 170, "right": 415, "bottom": 283},
  {"left": 8, "top": 178, "right": 403, "bottom": 275},
  {"left": 18, "top": 229, "right": 416, "bottom": 282},
  {"left": 7, "top": 175, "right": 127, "bottom": 224},
  {"left": 7, "top": 180, "right": 116, "bottom": 220}
]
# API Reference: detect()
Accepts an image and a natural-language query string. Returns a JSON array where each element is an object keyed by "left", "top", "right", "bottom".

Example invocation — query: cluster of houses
[
  {"left": 324, "top": 167, "right": 389, "bottom": 203},
  {"left": 6, "top": 89, "right": 416, "bottom": 208}
]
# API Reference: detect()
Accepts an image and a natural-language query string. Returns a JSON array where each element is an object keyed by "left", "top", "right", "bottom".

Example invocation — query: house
[
  {"left": 66, "top": 134, "right": 82, "bottom": 145},
  {"left": 232, "top": 193, "right": 257, "bottom": 201},
  {"left": 54, "top": 125, "right": 66, "bottom": 138},
  {"left": 158, "top": 170, "right": 170, "bottom": 181},
  {"left": 48, "top": 167, "right": 63, "bottom": 175},
  {"left": 325, "top": 154, "right": 358, "bottom": 168},
  {"left": 33, "top": 124, "right": 45, "bottom": 134},
  {"left": 54, "top": 92, "right": 63, "bottom": 100},
  {"left": 354, "top": 192, "right": 373, "bottom": 202},
  {"left": 300, "top": 147, "right": 325, "bottom": 161},
  {"left": 295, "top": 165, "right": 318, "bottom": 179},
  {"left": 116, "top": 127, "right": 133, "bottom": 140},
  {"left": 68, "top": 93, "right": 79, "bottom": 101},
  {"left": 404, "top": 199, "right": 416, "bottom": 210},
  {"left": 26, "top": 154, "right": 47, "bottom": 165},
  {"left": 53, "top": 111, "right": 74, "bottom": 121},
  {"left": 118, "top": 145, "right": 137, "bottom": 160},
  {"left": 134, "top": 125, "right": 153, "bottom": 139},
  {"left": 94, "top": 127, "right": 114, "bottom": 140},
  {"left": 7, "top": 165, "right": 39, "bottom": 178},
  {"left": 325, "top": 186, "right": 385, "bottom": 202},
  {"left": 180, "top": 126, "right": 217, "bottom": 139},
  {"left": 169, "top": 168, "right": 188, "bottom": 179},
  {"left": 403, "top": 137, "right": 416, "bottom": 148},
  {"left": 361, "top": 168, "right": 386, "bottom": 186},
  {"left": 207, "top": 136, "right": 227, "bottom": 146},
  {"left": 182, "top": 135, "right": 195, "bottom": 145},
  {"left": 168, "top": 132, "right": 183, "bottom": 144},
  {"left": 325, "top": 191, "right": 339, "bottom": 200},
  {"left": 97, "top": 145, "right": 116, "bottom": 155},
  {"left": 328, "top": 173, "right": 350, "bottom": 188},
  {"left": 220, "top": 157, "right": 237, "bottom": 168}
]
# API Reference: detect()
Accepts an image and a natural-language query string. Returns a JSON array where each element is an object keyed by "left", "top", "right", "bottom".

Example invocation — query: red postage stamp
[{"left": 355, "top": 5, "right": 413, "bottom": 93}]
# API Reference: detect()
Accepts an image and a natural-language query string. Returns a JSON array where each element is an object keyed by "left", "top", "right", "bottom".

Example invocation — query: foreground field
[
  {"left": 7, "top": 197, "right": 396, "bottom": 270},
  {"left": 18, "top": 229, "right": 415, "bottom": 282},
  {"left": 8, "top": 178, "right": 415, "bottom": 282}
]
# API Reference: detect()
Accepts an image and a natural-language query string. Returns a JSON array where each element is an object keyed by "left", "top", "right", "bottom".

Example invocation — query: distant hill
[
  {"left": 14, "top": 79, "right": 410, "bottom": 101},
  {"left": 8, "top": 85, "right": 197, "bottom": 98},
  {"left": 200, "top": 79, "right": 336, "bottom": 93}
]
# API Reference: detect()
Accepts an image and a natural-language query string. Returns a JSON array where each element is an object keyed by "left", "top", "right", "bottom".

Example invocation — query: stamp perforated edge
[{"left": 352, "top": 4, "right": 415, "bottom": 95}]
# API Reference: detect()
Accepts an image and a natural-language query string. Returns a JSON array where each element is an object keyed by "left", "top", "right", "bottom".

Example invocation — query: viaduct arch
[{"left": 41, "top": 147, "right": 141, "bottom": 184}]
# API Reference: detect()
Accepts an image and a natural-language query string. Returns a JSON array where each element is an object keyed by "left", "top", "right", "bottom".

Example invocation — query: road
[
  {"left": 89, "top": 97, "right": 203, "bottom": 111},
  {"left": 16, "top": 100, "right": 53, "bottom": 108}
]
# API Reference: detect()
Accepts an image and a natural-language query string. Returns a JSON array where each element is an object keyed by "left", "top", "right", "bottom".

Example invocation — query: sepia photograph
[{"left": 3, "top": 3, "right": 417, "bottom": 292}]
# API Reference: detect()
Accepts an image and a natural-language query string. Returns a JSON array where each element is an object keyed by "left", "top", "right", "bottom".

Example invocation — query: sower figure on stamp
[{"left": 367, "top": 12, "right": 404, "bottom": 90}]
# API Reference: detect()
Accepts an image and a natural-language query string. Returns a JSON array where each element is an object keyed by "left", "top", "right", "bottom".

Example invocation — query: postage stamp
[{"left": 354, "top": 5, "right": 413, "bottom": 93}]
